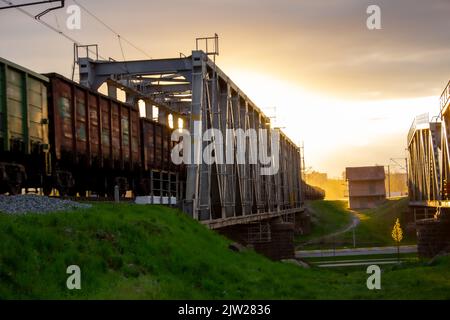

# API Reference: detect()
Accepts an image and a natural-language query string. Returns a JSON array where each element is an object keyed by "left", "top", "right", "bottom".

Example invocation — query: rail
[
  {"left": 440, "top": 80, "right": 450, "bottom": 113},
  {"left": 407, "top": 113, "right": 429, "bottom": 145},
  {"left": 202, "top": 207, "right": 304, "bottom": 229}
]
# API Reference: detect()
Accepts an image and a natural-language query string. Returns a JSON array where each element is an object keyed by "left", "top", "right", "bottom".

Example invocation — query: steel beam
[{"left": 78, "top": 50, "right": 305, "bottom": 225}]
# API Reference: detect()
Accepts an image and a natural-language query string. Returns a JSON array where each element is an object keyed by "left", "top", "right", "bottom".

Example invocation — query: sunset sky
[{"left": 1, "top": 0, "right": 449, "bottom": 177}]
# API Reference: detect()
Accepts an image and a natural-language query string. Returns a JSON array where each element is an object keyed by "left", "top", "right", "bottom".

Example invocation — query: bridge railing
[
  {"left": 440, "top": 80, "right": 450, "bottom": 112},
  {"left": 407, "top": 113, "right": 429, "bottom": 145}
]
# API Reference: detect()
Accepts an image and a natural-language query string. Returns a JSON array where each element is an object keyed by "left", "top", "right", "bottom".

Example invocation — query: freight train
[
  {"left": 0, "top": 57, "right": 183, "bottom": 197},
  {"left": 0, "top": 56, "right": 321, "bottom": 203},
  {"left": 302, "top": 181, "right": 325, "bottom": 200}
]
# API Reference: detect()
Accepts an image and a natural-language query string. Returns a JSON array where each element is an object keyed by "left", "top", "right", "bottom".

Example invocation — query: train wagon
[
  {"left": 0, "top": 57, "right": 50, "bottom": 194},
  {"left": 44, "top": 73, "right": 142, "bottom": 196},
  {"left": 0, "top": 56, "right": 185, "bottom": 199},
  {"left": 138, "top": 117, "right": 183, "bottom": 198},
  {"left": 302, "top": 181, "right": 325, "bottom": 200}
]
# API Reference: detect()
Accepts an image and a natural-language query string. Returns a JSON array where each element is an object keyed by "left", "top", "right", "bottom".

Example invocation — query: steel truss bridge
[
  {"left": 77, "top": 45, "right": 304, "bottom": 228},
  {"left": 408, "top": 80, "right": 450, "bottom": 212},
  {"left": 407, "top": 80, "right": 450, "bottom": 258}
]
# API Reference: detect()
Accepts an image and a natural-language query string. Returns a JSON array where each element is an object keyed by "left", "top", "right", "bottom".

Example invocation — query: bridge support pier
[
  {"left": 294, "top": 210, "right": 311, "bottom": 236},
  {"left": 416, "top": 209, "right": 450, "bottom": 258},
  {"left": 217, "top": 212, "right": 311, "bottom": 260}
]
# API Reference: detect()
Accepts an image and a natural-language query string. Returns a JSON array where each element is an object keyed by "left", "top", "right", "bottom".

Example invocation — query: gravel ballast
[{"left": 0, "top": 195, "right": 91, "bottom": 214}]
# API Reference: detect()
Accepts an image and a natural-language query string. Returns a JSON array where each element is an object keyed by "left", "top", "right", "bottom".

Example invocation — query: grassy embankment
[
  {"left": 297, "top": 197, "right": 415, "bottom": 249},
  {"left": 297, "top": 200, "right": 352, "bottom": 244},
  {"left": 0, "top": 202, "right": 449, "bottom": 299}
]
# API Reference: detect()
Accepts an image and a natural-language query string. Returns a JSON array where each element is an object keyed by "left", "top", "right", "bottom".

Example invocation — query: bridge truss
[
  {"left": 408, "top": 80, "right": 450, "bottom": 208},
  {"left": 77, "top": 47, "right": 304, "bottom": 225}
]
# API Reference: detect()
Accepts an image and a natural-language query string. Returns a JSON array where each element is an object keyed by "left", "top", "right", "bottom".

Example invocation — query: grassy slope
[
  {"left": 339, "top": 197, "right": 415, "bottom": 247},
  {"left": 299, "top": 198, "right": 414, "bottom": 248},
  {"left": 0, "top": 203, "right": 449, "bottom": 299},
  {"left": 296, "top": 200, "right": 353, "bottom": 244}
]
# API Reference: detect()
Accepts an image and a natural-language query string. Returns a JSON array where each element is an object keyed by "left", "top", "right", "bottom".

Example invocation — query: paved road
[
  {"left": 317, "top": 260, "right": 405, "bottom": 268},
  {"left": 296, "top": 245, "right": 418, "bottom": 258}
]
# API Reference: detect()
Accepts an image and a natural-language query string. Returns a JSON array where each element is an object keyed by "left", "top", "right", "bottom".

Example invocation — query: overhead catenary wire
[
  {"left": 1, "top": 0, "right": 134, "bottom": 80},
  {"left": 72, "top": 0, "right": 152, "bottom": 59},
  {"left": 53, "top": 12, "right": 61, "bottom": 30},
  {"left": 0, "top": 0, "right": 108, "bottom": 61},
  {"left": 118, "top": 35, "right": 126, "bottom": 61},
  {"left": 3, "top": 0, "right": 152, "bottom": 78},
  {"left": 117, "top": 34, "right": 131, "bottom": 77}
]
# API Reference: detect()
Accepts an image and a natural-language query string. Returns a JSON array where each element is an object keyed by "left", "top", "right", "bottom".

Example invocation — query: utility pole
[
  {"left": 352, "top": 228, "right": 356, "bottom": 248},
  {"left": 390, "top": 157, "right": 409, "bottom": 197},
  {"left": 387, "top": 165, "right": 391, "bottom": 198},
  {"left": 405, "top": 157, "right": 409, "bottom": 196}
]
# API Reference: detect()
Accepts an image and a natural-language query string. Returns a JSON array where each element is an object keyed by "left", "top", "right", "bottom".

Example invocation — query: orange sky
[{"left": 1, "top": 0, "right": 449, "bottom": 177}]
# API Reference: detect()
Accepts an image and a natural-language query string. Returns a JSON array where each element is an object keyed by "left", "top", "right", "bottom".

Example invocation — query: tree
[{"left": 391, "top": 218, "right": 403, "bottom": 262}]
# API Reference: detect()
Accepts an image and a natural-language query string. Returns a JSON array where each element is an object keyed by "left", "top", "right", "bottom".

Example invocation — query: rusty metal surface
[
  {"left": 47, "top": 73, "right": 142, "bottom": 170},
  {"left": 140, "top": 117, "right": 173, "bottom": 171}
]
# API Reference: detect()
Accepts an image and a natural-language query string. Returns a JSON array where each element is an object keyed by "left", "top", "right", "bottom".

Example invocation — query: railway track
[{"left": 50, "top": 196, "right": 135, "bottom": 203}]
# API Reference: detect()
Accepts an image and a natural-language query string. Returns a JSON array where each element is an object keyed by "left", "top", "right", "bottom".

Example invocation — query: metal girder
[
  {"left": 408, "top": 80, "right": 450, "bottom": 212},
  {"left": 78, "top": 50, "right": 304, "bottom": 223},
  {"left": 79, "top": 57, "right": 192, "bottom": 91},
  {"left": 408, "top": 115, "right": 441, "bottom": 203},
  {"left": 141, "top": 84, "right": 191, "bottom": 95}
]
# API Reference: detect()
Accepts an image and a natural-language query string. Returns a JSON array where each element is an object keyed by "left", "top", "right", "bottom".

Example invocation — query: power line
[
  {"left": 118, "top": 35, "right": 126, "bottom": 61},
  {"left": 0, "top": 0, "right": 107, "bottom": 60},
  {"left": 72, "top": 0, "right": 152, "bottom": 59},
  {"left": 117, "top": 35, "right": 130, "bottom": 75},
  {"left": 53, "top": 12, "right": 61, "bottom": 29},
  {"left": 2, "top": 0, "right": 145, "bottom": 85},
  {"left": 1, "top": 0, "right": 133, "bottom": 82}
]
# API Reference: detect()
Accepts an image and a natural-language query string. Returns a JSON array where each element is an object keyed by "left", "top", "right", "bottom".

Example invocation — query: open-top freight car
[
  {"left": 45, "top": 73, "right": 184, "bottom": 198},
  {"left": 139, "top": 117, "right": 181, "bottom": 197},
  {"left": 0, "top": 57, "right": 50, "bottom": 194},
  {"left": 44, "top": 73, "right": 142, "bottom": 196},
  {"left": 302, "top": 181, "right": 325, "bottom": 200},
  {"left": 0, "top": 56, "right": 184, "bottom": 198}
]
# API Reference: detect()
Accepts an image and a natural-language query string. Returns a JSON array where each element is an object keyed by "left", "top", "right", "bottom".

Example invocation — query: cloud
[
  {"left": 1, "top": 0, "right": 449, "bottom": 100},
  {"left": 0, "top": 0, "right": 447, "bottom": 177}
]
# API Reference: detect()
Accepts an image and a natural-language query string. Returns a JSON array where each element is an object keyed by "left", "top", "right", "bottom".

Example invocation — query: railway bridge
[
  {"left": 408, "top": 80, "right": 450, "bottom": 257},
  {"left": 76, "top": 41, "right": 309, "bottom": 259}
]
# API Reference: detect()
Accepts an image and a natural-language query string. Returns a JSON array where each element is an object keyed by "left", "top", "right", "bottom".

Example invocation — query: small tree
[{"left": 391, "top": 218, "right": 403, "bottom": 262}]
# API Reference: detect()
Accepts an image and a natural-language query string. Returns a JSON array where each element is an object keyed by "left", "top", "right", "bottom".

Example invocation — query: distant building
[{"left": 345, "top": 166, "right": 386, "bottom": 209}]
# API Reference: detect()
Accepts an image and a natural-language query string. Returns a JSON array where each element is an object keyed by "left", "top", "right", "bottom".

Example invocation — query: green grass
[
  {"left": 298, "top": 198, "right": 415, "bottom": 249},
  {"left": 296, "top": 200, "right": 353, "bottom": 244},
  {"left": 0, "top": 203, "right": 449, "bottom": 299},
  {"left": 339, "top": 197, "right": 415, "bottom": 247}
]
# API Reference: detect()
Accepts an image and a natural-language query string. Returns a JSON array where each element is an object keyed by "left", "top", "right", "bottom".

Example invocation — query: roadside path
[
  {"left": 296, "top": 245, "right": 418, "bottom": 258},
  {"left": 298, "top": 204, "right": 360, "bottom": 247}
]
